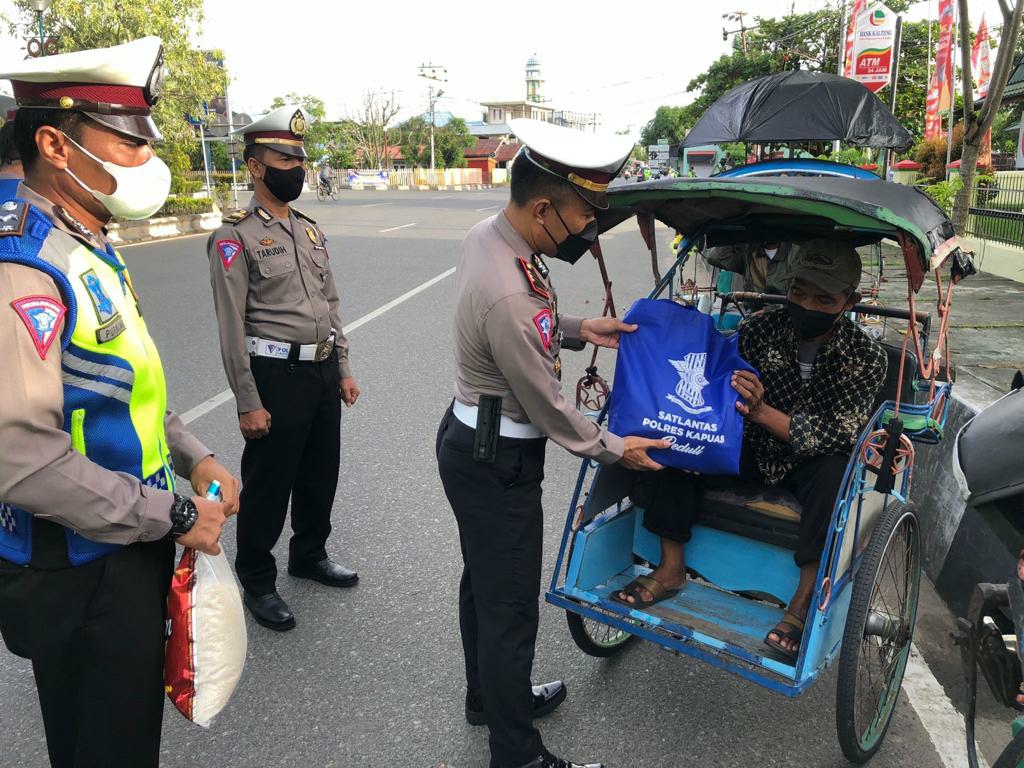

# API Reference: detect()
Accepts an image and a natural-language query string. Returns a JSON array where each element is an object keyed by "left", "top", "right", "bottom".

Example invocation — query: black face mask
[
  {"left": 542, "top": 204, "right": 597, "bottom": 264},
  {"left": 260, "top": 164, "right": 306, "bottom": 203},
  {"left": 785, "top": 299, "right": 842, "bottom": 340}
]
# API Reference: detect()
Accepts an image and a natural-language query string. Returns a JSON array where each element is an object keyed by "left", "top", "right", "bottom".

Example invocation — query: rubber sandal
[
  {"left": 763, "top": 611, "right": 806, "bottom": 661},
  {"left": 611, "top": 574, "right": 681, "bottom": 610}
]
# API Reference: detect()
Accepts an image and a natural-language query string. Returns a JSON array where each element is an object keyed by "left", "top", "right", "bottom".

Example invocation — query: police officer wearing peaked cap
[
  {"left": 436, "top": 118, "right": 671, "bottom": 768},
  {"left": 208, "top": 104, "right": 361, "bottom": 632},
  {"left": 0, "top": 37, "right": 239, "bottom": 767}
]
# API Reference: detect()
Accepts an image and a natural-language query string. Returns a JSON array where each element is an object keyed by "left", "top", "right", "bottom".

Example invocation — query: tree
[
  {"left": 266, "top": 93, "right": 338, "bottom": 164},
  {"left": 8, "top": 0, "right": 227, "bottom": 189},
  {"left": 640, "top": 106, "right": 688, "bottom": 148},
  {"left": 344, "top": 90, "right": 402, "bottom": 170},
  {"left": 951, "top": 0, "right": 1024, "bottom": 234},
  {"left": 397, "top": 115, "right": 475, "bottom": 169}
]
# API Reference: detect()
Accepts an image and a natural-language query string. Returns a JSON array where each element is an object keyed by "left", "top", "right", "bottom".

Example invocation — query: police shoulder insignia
[
  {"left": 221, "top": 209, "right": 251, "bottom": 224},
  {"left": 305, "top": 226, "right": 320, "bottom": 245},
  {"left": 533, "top": 308, "right": 554, "bottom": 351},
  {"left": 517, "top": 257, "right": 550, "bottom": 301},
  {"left": 11, "top": 295, "right": 66, "bottom": 360},
  {"left": 0, "top": 201, "right": 28, "bottom": 238},
  {"left": 254, "top": 207, "right": 273, "bottom": 223},
  {"left": 217, "top": 239, "right": 243, "bottom": 271},
  {"left": 292, "top": 207, "right": 317, "bottom": 225}
]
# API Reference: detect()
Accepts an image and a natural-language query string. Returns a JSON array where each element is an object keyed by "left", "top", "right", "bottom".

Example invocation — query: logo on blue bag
[{"left": 667, "top": 353, "right": 712, "bottom": 415}]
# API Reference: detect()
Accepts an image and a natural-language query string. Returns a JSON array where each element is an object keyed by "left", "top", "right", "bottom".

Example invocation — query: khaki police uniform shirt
[
  {"left": 452, "top": 211, "right": 624, "bottom": 464},
  {"left": 207, "top": 198, "right": 352, "bottom": 414},
  {"left": 0, "top": 183, "right": 212, "bottom": 545}
]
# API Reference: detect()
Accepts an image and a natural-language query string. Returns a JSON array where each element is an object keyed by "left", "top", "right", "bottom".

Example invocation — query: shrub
[
  {"left": 170, "top": 178, "right": 203, "bottom": 195},
  {"left": 922, "top": 178, "right": 963, "bottom": 213},
  {"left": 152, "top": 195, "right": 215, "bottom": 218}
]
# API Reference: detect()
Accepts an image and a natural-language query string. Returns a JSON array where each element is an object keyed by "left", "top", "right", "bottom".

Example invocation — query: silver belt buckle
[{"left": 314, "top": 332, "right": 335, "bottom": 362}]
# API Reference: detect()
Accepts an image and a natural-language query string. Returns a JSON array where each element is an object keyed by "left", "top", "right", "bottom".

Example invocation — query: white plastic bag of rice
[{"left": 165, "top": 547, "right": 247, "bottom": 727}]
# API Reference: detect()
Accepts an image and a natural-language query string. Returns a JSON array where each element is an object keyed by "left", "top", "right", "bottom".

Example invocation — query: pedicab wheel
[
  {"left": 836, "top": 503, "right": 922, "bottom": 764},
  {"left": 566, "top": 611, "right": 636, "bottom": 658}
]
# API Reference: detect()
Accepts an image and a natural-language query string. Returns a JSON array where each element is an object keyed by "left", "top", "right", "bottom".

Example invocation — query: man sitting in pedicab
[{"left": 613, "top": 240, "right": 887, "bottom": 660}]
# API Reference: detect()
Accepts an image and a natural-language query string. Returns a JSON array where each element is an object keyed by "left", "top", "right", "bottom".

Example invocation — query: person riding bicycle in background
[{"left": 318, "top": 162, "right": 332, "bottom": 195}]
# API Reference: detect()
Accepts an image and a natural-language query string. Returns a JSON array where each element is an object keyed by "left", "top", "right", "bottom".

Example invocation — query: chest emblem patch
[
  {"left": 81, "top": 269, "right": 117, "bottom": 324},
  {"left": 217, "top": 239, "right": 242, "bottom": 270},
  {"left": 533, "top": 309, "right": 554, "bottom": 351},
  {"left": 11, "top": 295, "right": 66, "bottom": 360}
]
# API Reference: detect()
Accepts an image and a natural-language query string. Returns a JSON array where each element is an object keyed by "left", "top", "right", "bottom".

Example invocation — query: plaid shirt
[{"left": 738, "top": 309, "right": 887, "bottom": 485}]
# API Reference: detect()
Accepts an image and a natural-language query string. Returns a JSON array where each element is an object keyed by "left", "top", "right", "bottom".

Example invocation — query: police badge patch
[
  {"left": 0, "top": 202, "right": 27, "bottom": 237},
  {"left": 217, "top": 239, "right": 242, "bottom": 270},
  {"left": 80, "top": 270, "right": 117, "bottom": 324},
  {"left": 11, "top": 295, "right": 66, "bottom": 360},
  {"left": 533, "top": 309, "right": 554, "bottom": 350}
]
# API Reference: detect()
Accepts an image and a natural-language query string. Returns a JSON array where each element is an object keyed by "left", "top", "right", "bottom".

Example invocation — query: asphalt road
[{"left": 0, "top": 188, "right": 998, "bottom": 768}]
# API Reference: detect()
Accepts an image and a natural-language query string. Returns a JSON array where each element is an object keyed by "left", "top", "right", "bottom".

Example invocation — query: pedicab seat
[{"left": 698, "top": 479, "right": 802, "bottom": 551}]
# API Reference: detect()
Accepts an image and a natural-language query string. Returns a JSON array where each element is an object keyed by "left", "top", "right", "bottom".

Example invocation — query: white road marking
[
  {"left": 475, "top": 205, "right": 497, "bottom": 212},
  {"left": 379, "top": 223, "right": 416, "bottom": 233},
  {"left": 904, "top": 643, "right": 989, "bottom": 768},
  {"left": 180, "top": 266, "right": 456, "bottom": 425},
  {"left": 360, "top": 202, "right": 392, "bottom": 208}
]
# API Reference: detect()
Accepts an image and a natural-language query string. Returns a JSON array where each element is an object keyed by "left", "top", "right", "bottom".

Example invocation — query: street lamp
[{"left": 26, "top": 0, "right": 55, "bottom": 57}]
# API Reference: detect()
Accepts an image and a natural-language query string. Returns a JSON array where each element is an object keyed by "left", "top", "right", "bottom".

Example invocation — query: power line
[{"left": 418, "top": 62, "right": 447, "bottom": 171}]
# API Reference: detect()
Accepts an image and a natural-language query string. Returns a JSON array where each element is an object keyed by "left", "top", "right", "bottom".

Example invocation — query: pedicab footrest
[{"left": 699, "top": 481, "right": 802, "bottom": 552}]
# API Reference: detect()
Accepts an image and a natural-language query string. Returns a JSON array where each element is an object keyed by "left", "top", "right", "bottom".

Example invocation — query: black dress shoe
[
  {"left": 287, "top": 558, "right": 359, "bottom": 588},
  {"left": 466, "top": 680, "right": 567, "bottom": 726},
  {"left": 243, "top": 591, "right": 295, "bottom": 631},
  {"left": 504, "top": 752, "right": 603, "bottom": 768}
]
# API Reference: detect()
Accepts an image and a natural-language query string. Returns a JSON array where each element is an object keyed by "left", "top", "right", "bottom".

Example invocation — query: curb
[{"left": 107, "top": 211, "right": 221, "bottom": 245}]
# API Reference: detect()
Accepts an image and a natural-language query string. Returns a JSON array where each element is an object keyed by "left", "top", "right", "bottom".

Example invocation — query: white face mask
[
  {"left": 62, "top": 134, "right": 171, "bottom": 220},
  {"left": 764, "top": 247, "right": 779, "bottom": 260}
]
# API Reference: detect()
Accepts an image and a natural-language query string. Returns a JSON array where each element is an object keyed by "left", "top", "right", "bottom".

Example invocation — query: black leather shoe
[
  {"left": 466, "top": 680, "right": 567, "bottom": 726},
  {"left": 287, "top": 558, "right": 359, "bottom": 588},
  {"left": 243, "top": 590, "right": 296, "bottom": 631},
  {"left": 505, "top": 752, "right": 603, "bottom": 768}
]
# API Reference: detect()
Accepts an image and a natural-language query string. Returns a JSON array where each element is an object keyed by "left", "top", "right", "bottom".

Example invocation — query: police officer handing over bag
[
  {"left": 208, "top": 105, "right": 360, "bottom": 632},
  {"left": 0, "top": 38, "right": 238, "bottom": 767},
  {"left": 436, "top": 119, "right": 670, "bottom": 768}
]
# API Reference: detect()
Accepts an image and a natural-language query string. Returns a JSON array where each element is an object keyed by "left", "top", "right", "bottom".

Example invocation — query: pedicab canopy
[
  {"left": 597, "top": 176, "right": 970, "bottom": 293},
  {"left": 680, "top": 71, "right": 914, "bottom": 152}
]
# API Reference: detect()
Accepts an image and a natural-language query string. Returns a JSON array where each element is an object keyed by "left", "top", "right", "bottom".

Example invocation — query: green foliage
[
  {"left": 9, "top": 0, "right": 228, "bottom": 194},
  {"left": 396, "top": 115, "right": 475, "bottom": 168},
  {"left": 828, "top": 146, "right": 871, "bottom": 167},
  {"left": 913, "top": 123, "right": 966, "bottom": 181},
  {"left": 721, "top": 142, "right": 747, "bottom": 165},
  {"left": 922, "top": 177, "right": 963, "bottom": 213},
  {"left": 153, "top": 195, "right": 214, "bottom": 218},
  {"left": 169, "top": 177, "right": 202, "bottom": 195},
  {"left": 640, "top": 106, "right": 688, "bottom": 149}
]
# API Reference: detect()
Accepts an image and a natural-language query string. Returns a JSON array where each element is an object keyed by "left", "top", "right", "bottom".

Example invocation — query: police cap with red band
[
  {"left": 0, "top": 36, "right": 165, "bottom": 142},
  {"left": 509, "top": 118, "right": 634, "bottom": 209},
  {"left": 233, "top": 105, "right": 309, "bottom": 159}
]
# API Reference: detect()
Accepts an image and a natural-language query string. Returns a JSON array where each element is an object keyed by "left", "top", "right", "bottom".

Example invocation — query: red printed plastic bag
[{"left": 164, "top": 547, "right": 247, "bottom": 727}]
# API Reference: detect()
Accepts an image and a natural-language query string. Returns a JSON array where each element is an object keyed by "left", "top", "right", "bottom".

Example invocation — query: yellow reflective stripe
[{"left": 70, "top": 408, "right": 86, "bottom": 455}]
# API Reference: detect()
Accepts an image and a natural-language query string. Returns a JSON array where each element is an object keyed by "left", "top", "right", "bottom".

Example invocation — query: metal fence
[{"left": 965, "top": 173, "right": 1024, "bottom": 247}]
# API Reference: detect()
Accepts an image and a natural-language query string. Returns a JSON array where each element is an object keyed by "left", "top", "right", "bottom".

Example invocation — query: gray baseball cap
[{"left": 779, "top": 239, "right": 862, "bottom": 295}]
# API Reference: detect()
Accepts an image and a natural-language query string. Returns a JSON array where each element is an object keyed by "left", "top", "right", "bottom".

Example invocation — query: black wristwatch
[{"left": 167, "top": 494, "right": 199, "bottom": 539}]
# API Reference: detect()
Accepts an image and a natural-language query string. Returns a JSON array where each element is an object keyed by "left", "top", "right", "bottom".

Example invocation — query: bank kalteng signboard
[{"left": 852, "top": 2, "right": 899, "bottom": 94}]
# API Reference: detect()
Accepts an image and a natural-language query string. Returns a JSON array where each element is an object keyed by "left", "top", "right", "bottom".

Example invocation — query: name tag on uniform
[{"left": 96, "top": 316, "right": 127, "bottom": 344}]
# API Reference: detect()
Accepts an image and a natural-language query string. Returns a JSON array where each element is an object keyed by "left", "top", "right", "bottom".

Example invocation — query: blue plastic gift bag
[{"left": 608, "top": 299, "right": 757, "bottom": 475}]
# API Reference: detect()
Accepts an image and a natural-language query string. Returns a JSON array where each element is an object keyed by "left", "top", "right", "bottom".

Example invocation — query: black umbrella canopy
[{"left": 681, "top": 71, "right": 913, "bottom": 152}]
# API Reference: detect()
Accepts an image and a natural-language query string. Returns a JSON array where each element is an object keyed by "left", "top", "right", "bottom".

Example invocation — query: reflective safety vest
[{"left": 0, "top": 202, "right": 175, "bottom": 566}]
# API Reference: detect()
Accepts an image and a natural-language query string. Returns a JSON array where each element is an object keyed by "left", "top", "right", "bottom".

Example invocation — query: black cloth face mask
[
  {"left": 785, "top": 299, "right": 842, "bottom": 340},
  {"left": 542, "top": 204, "right": 597, "bottom": 264},
  {"left": 260, "top": 163, "right": 306, "bottom": 203}
]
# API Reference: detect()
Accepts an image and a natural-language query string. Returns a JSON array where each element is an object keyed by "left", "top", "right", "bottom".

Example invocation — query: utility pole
[
  {"left": 418, "top": 63, "right": 447, "bottom": 172},
  {"left": 722, "top": 12, "right": 750, "bottom": 55}
]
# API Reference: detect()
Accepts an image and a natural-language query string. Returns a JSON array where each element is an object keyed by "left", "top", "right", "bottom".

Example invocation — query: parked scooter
[{"left": 953, "top": 372, "right": 1024, "bottom": 768}]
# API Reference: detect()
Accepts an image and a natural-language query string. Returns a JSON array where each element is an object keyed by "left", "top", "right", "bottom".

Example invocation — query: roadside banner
[
  {"left": 850, "top": 2, "right": 899, "bottom": 94},
  {"left": 843, "top": 0, "right": 868, "bottom": 78}
]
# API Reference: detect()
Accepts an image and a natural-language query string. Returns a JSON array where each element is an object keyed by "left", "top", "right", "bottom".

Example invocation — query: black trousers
[
  {"left": 0, "top": 521, "right": 174, "bottom": 768},
  {"left": 236, "top": 353, "right": 341, "bottom": 596},
  {"left": 436, "top": 405, "right": 548, "bottom": 768},
  {"left": 639, "top": 450, "right": 849, "bottom": 567}
]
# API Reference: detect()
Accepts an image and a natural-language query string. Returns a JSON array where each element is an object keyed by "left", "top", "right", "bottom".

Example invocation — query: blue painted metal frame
[
  {"left": 546, "top": 221, "right": 943, "bottom": 699},
  {"left": 716, "top": 159, "right": 882, "bottom": 181}
]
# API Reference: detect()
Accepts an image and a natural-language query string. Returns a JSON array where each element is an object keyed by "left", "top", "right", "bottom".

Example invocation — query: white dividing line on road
[
  {"left": 475, "top": 205, "right": 497, "bottom": 212},
  {"left": 360, "top": 202, "right": 392, "bottom": 208},
  {"left": 180, "top": 266, "right": 456, "bottom": 426},
  {"left": 379, "top": 223, "right": 416, "bottom": 233},
  {"left": 904, "top": 643, "right": 990, "bottom": 768}
]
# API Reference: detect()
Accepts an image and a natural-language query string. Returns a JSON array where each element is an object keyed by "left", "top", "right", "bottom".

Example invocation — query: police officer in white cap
[
  {"left": 436, "top": 118, "right": 669, "bottom": 768},
  {"left": 0, "top": 37, "right": 238, "bottom": 766},
  {"left": 207, "top": 105, "right": 360, "bottom": 631}
]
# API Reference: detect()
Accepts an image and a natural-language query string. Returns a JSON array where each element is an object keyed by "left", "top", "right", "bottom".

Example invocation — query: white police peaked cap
[
  {"left": 234, "top": 105, "right": 309, "bottom": 159},
  {"left": 0, "top": 36, "right": 165, "bottom": 141},
  {"left": 509, "top": 118, "right": 634, "bottom": 209}
]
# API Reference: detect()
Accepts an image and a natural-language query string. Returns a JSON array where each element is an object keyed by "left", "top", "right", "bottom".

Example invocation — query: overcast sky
[{"left": 0, "top": 0, "right": 1009, "bottom": 138}]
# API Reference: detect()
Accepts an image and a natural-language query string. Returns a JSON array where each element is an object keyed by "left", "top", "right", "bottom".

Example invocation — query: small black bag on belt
[{"left": 473, "top": 395, "right": 502, "bottom": 463}]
